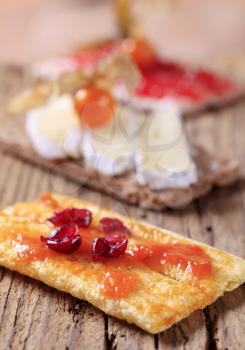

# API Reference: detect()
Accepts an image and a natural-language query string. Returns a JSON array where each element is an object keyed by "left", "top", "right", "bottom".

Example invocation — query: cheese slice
[
  {"left": 81, "top": 106, "right": 137, "bottom": 176},
  {"left": 135, "top": 100, "right": 197, "bottom": 189},
  {"left": 25, "top": 89, "right": 197, "bottom": 187},
  {"left": 0, "top": 193, "right": 244, "bottom": 334},
  {"left": 26, "top": 95, "right": 82, "bottom": 159},
  {"left": 81, "top": 99, "right": 197, "bottom": 186}
]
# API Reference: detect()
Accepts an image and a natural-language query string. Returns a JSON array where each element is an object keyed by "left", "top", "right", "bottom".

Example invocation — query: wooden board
[{"left": 0, "top": 66, "right": 244, "bottom": 350}]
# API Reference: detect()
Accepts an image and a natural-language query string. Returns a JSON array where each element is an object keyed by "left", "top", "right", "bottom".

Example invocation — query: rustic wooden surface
[{"left": 0, "top": 66, "right": 244, "bottom": 350}]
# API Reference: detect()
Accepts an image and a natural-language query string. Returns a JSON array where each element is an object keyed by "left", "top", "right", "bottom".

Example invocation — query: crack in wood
[
  {"left": 178, "top": 324, "right": 189, "bottom": 348},
  {"left": 37, "top": 291, "right": 53, "bottom": 350},
  {"left": 104, "top": 315, "right": 118, "bottom": 350},
  {"left": 154, "top": 334, "right": 159, "bottom": 349},
  {"left": 22, "top": 294, "right": 42, "bottom": 350},
  {"left": 0, "top": 271, "right": 14, "bottom": 324},
  {"left": 12, "top": 297, "right": 21, "bottom": 328},
  {"left": 203, "top": 307, "right": 217, "bottom": 350},
  {"left": 6, "top": 276, "right": 29, "bottom": 349},
  {"left": 68, "top": 300, "right": 87, "bottom": 324},
  {"left": 0, "top": 266, "right": 5, "bottom": 283}
]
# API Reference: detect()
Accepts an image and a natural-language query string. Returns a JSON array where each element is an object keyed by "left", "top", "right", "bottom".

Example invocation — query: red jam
[
  {"left": 48, "top": 208, "right": 92, "bottom": 228},
  {"left": 14, "top": 234, "right": 53, "bottom": 263},
  {"left": 126, "top": 243, "right": 212, "bottom": 279},
  {"left": 13, "top": 224, "right": 212, "bottom": 279},
  {"left": 17, "top": 232, "right": 212, "bottom": 281},
  {"left": 66, "top": 40, "right": 239, "bottom": 104},
  {"left": 7, "top": 199, "right": 213, "bottom": 300},
  {"left": 98, "top": 270, "right": 139, "bottom": 299},
  {"left": 136, "top": 61, "right": 238, "bottom": 102},
  {"left": 73, "top": 41, "right": 119, "bottom": 68}
]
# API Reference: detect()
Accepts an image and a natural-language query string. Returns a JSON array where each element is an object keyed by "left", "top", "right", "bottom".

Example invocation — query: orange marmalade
[
  {"left": 0, "top": 209, "right": 213, "bottom": 300},
  {"left": 99, "top": 270, "right": 139, "bottom": 299}
]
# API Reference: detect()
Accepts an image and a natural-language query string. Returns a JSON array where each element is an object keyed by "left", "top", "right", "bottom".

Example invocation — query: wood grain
[{"left": 0, "top": 66, "right": 244, "bottom": 349}]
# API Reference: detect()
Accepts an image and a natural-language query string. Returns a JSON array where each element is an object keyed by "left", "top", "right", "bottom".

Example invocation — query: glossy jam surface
[
  {"left": 99, "top": 270, "right": 139, "bottom": 299},
  {"left": 14, "top": 233, "right": 54, "bottom": 263},
  {"left": 9, "top": 224, "right": 212, "bottom": 279},
  {"left": 127, "top": 243, "right": 212, "bottom": 279},
  {"left": 136, "top": 62, "right": 238, "bottom": 102},
  {"left": 1, "top": 195, "right": 213, "bottom": 299}
]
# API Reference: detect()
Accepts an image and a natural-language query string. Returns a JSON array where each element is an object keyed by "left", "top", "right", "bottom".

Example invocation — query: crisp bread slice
[
  {"left": 0, "top": 114, "right": 239, "bottom": 211},
  {"left": 0, "top": 193, "right": 245, "bottom": 333}
]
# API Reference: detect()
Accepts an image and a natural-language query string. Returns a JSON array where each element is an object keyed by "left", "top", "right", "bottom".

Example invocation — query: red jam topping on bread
[
  {"left": 70, "top": 39, "right": 239, "bottom": 104},
  {"left": 2, "top": 198, "right": 213, "bottom": 299},
  {"left": 15, "top": 206, "right": 212, "bottom": 280}
]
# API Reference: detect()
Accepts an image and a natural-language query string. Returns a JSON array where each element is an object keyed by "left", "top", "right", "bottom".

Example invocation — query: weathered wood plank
[
  {"left": 107, "top": 317, "right": 155, "bottom": 350},
  {"left": 187, "top": 103, "right": 245, "bottom": 350},
  {"left": 159, "top": 311, "right": 207, "bottom": 350},
  {"left": 208, "top": 103, "right": 245, "bottom": 350}
]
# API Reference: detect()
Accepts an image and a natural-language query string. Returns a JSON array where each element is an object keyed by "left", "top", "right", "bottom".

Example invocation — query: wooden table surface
[{"left": 0, "top": 66, "right": 245, "bottom": 350}]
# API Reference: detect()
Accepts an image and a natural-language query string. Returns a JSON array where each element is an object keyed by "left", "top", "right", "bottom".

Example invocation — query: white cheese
[
  {"left": 26, "top": 95, "right": 82, "bottom": 159},
  {"left": 135, "top": 100, "right": 198, "bottom": 189},
  {"left": 81, "top": 106, "right": 138, "bottom": 176},
  {"left": 26, "top": 92, "right": 197, "bottom": 189}
]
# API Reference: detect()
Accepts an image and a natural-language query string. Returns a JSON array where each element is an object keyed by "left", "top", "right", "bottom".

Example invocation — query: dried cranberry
[
  {"left": 92, "top": 238, "right": 110, "bottom": 262},
  {"left": 99, "top": 217, "right": 130, "bottom": 236},
  {"left": 106, "top": 235, "right": 128, "bottom": 256},
  {"left": 41, "top": 224, "right": 81, "bottom": 254},
  {"left": 92, "top": 235, "right": 128, "bottom": 261},
  {"left": 48, "top": 208, "right": 92, "bottom": 228}
]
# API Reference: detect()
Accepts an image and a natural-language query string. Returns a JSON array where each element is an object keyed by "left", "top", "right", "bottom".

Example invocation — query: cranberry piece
[
  {"left": 41, "top": 224, "right": 81, "bottom": 254},
  {"left": 48, "top": 208, "right": 92, "bottom": 228},
  {"left": 106, "top": 235, "right": 128, "bottom": 256},
  {"left": 92, "top": 235, "right": 128, "bottom": 261},
  {"left": 92, "top": 238, "right": 111, "bottom": 262},
  {"left": 99, "top": 217, "right": 130, "bottom": 236}
]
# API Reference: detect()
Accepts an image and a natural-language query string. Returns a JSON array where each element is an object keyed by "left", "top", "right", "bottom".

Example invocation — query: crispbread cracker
[
  {"left": 0, "top": 193, "right": 244, "bottom": 333},
  {"left": 0, "top": 114, "right": 239, "bottom": 211}
]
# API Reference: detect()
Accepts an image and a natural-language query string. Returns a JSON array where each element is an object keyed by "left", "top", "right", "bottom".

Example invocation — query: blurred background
[{"left": 1, "top": 0, "right": 245, "bottom": 66}]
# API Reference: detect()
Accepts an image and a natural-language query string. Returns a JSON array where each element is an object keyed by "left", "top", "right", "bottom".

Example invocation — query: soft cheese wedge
[
  {"left": 0, "top": 193, "right": 244, "bottom": 334},
  {"left": 26, "top": 95, "right": 83, "bottom": 159},
  {"left": 136, "top": 100, "right": 197, "bottom": 189},
  {"left": 81, "top": 106, "right": 138, "bottom": 176},
  {"left": 25, "top": 92, "right": 198, "bottom": 186}
]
